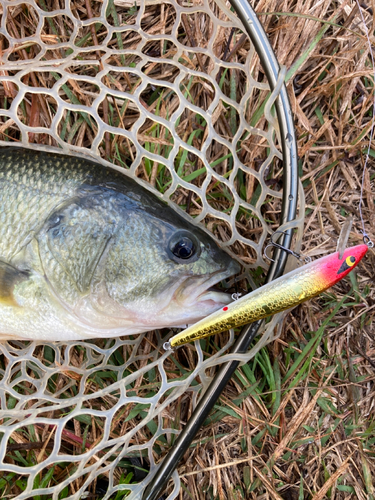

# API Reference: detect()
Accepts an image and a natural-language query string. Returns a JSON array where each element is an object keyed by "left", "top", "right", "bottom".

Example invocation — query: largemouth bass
[{"left": 0, "top": 147, "right": 240, "bottom": 341}]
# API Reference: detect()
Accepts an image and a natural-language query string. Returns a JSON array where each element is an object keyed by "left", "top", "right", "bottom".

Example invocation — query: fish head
[{"left": 93, "top": 208, "right": 241, "bottom": 330}]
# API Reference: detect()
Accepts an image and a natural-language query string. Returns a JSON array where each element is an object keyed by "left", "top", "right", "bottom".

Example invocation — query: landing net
[{"left": 0, "top": 0, "right": 303, "bottom": 498}]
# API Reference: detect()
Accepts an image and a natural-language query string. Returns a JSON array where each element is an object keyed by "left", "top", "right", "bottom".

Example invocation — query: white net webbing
[{"left": 0, "top": 0, "right": 304, "bottom": 498}]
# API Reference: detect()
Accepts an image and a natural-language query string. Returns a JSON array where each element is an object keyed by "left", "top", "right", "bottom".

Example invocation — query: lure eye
[
  {"left": 346, "top": 256, "right": 356, "bottom": 267},
  {"left": 167, "top": 230, "right": 200, "bottom": 264},
  {"left": 337, "top": 255, "right": 356, "bottom": 275}
]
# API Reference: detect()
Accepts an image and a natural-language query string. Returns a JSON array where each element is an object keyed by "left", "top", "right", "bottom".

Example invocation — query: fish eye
[
  {"left": 167, "top": 231, "right": 200, "bottom": 264},
  {"left": 346, "top": 256, "right": 356, "bottom": 267},
  {"left": 172, "top": 237, "right": 195, "bottom": 259}
]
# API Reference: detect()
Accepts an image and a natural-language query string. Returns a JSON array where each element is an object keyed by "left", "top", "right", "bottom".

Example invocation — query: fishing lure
[{"left": 165, "top": 244, "right": 368, "bottom": 348}]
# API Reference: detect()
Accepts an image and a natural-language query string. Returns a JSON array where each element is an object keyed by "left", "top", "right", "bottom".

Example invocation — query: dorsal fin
[{"left": 0, "top": 261, "right": 29, "bottom": 306}]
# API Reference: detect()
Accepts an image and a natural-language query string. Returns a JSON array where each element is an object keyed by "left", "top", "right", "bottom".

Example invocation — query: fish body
[
  {"left": 0, "top": 147, "right": 240, "bottom": 341},
  {"left": 168, "top": 244, "right": 368, "bottom": 347}
]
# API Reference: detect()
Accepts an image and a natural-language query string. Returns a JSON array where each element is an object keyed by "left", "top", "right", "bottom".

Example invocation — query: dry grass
[
  {"left": 0, "top": 0, "right": 374, "bottom": 499},
  {"left": 179, "top": 2, "right": 375, "bottom": 498}
]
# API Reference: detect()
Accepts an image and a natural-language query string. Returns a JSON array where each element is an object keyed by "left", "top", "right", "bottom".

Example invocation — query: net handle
[{"left": 141, "top": 1, "right": 299, "bottom": 499}]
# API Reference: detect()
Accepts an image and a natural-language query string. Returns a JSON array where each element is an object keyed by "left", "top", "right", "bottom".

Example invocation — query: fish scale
[{"left": 0, "top": 151, "right": 86, "bottom": 261}]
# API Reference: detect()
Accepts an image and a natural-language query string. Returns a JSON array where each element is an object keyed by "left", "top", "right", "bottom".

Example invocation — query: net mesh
[{"left": 0, "top": 0, "right": 303, "bottom": 498}]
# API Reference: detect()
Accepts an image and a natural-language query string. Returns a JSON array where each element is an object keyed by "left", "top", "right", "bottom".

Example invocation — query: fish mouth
[
  {"left": 178, "top": 260, "right": 241, "bottom": 309},
  {"left": 195, "top": 273, "right": 235, "bottom": 307}
]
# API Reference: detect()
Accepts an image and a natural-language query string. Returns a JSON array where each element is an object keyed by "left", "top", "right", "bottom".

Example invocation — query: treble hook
[{"left": 264, "top": 231, "right": 312, "bottom": 264}]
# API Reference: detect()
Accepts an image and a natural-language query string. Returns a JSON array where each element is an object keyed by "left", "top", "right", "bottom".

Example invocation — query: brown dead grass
[
  {"left": 183, "top": 2, "right": 375, "bottom": 499},
  {"left": 0, "top": 0, "right": 374, "bottom": 499}
]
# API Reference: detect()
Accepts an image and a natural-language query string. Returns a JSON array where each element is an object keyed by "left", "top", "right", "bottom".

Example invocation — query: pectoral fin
[{"left": 0, "top": 261, "right": 29, "bottom": 306}]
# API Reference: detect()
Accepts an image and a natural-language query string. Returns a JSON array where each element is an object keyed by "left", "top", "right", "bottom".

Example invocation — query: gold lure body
[{"left": 167, "top": 245, "right": 368, "bottom": 348}]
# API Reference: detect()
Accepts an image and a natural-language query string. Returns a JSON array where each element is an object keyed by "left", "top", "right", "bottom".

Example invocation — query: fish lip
[
  {"left": 180, "top": 261, "right": 241, "bottom": 307},
  {"left": 196, "top": 288, "right": 233, "bottom": 306},
  {"left": 195, "top": 271, "right": 233, "bottom": 303}
]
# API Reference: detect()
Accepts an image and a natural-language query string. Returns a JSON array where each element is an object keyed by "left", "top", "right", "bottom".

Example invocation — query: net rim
[
  {"left": 142, "top": 1, "right": 299, "bottom": 498},
  {"left": 0, "top": 1, "right": 300, "bottom": 498}
]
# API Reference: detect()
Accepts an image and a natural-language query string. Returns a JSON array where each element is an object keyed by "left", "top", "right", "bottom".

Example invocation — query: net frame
[{"left": 0, "top": 0, "right": 302, "bottom": 498}]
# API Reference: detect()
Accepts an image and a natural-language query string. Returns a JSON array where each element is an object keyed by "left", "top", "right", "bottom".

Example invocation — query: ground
[{"left": 0, "top": 0, "right": 374, "bottom": 498}]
